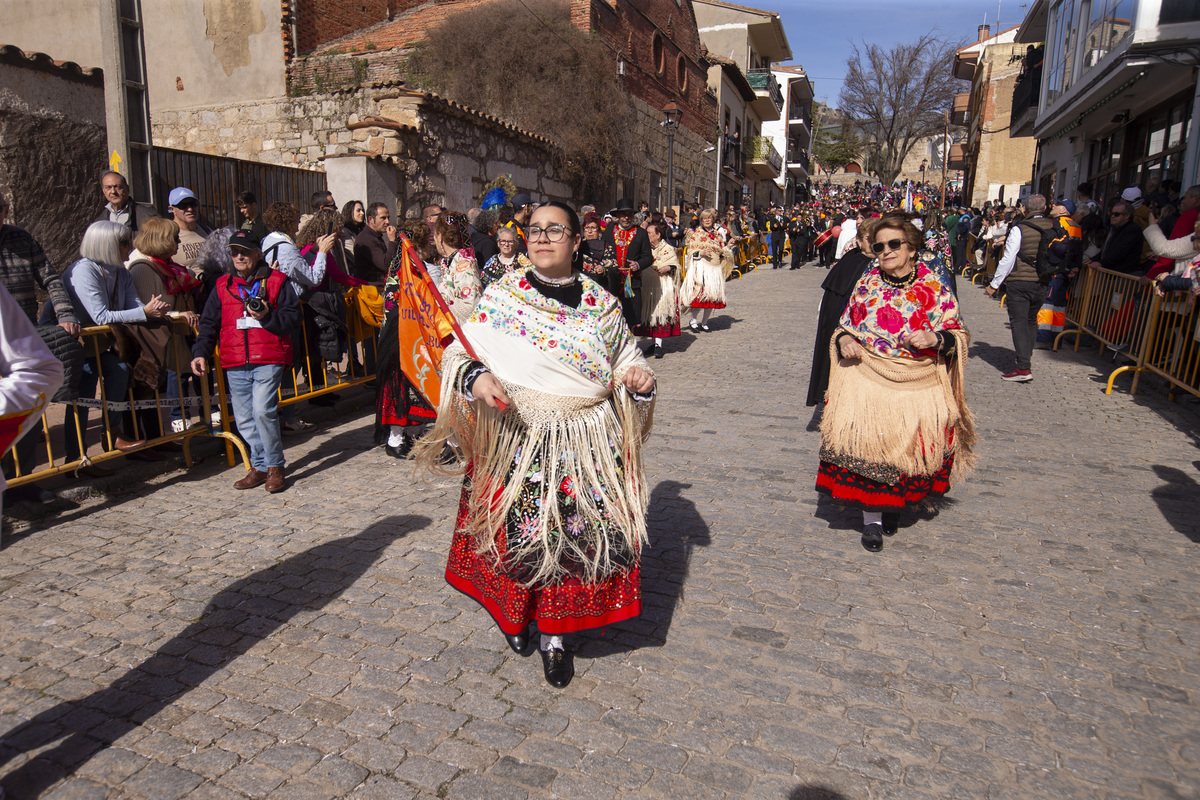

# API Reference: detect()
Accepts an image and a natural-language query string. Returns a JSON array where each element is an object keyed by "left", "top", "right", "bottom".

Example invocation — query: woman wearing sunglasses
[
  {"left": 816, "top": 212, "right": 976, "bottom": 553},
  {"left": 419, "top": 202, "right": 656, "bottom": 689}
]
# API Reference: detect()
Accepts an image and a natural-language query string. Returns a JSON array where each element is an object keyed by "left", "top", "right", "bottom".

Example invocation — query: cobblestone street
[{"left": 2, "top": 263, "right": 1199, "bottom": 800}]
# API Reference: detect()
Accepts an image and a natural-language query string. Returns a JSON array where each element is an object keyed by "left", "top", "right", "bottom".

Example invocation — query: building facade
[
  {"left": 693, "top": 0, "right": 792, "bottom": 209},
  {"left": 1012, "top": 0, "right": 1200, "bottom": 205},
  {"left": 762, "top": 65, "right": 814, "bottom": 204},
  {"left": 951, "top": 25, "right": 1041, "bottom": 206}
]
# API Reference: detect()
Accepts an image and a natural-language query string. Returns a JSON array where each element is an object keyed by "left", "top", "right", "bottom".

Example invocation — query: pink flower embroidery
[
  {"left": 908, "top": 283, "right": 937, "bottom": 310},
  {"left": 876, "top": 305, "right": 905, "bottom": 334},
  {"left": 547, "top": 339, "right": 558, "bottom": 348},
  {"left": 584, "top": 294, "right": 597, "bottom": 307},
  {"left": 908, "top": 309, "right": 930, "bottom": 331},
  {"left": 477, "top": 312, "right": 487, "bottom": 322},
  {"left": 848, "top": 302, "right": 867, "bottom": 326}
]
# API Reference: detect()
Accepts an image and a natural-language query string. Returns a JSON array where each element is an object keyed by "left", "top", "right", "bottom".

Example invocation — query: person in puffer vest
[{"left": 190, "top": 230, "right": 300, "bottom": 493}]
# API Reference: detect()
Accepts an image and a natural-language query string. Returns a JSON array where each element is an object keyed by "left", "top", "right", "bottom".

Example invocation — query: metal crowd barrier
[
  {"left": 5, "top": 297, "right": 383, "bottom": 484},
  {"left": 3, "top": 318, "right": 244, "bottom": 488},
  {"left": 1051, "top": 264, "right": 1199, "bottom": 397}
]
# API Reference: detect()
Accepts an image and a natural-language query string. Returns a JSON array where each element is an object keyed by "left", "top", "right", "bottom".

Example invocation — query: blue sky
[{"left": 773, "top": 0, "right": 1027, "bottom": 106}]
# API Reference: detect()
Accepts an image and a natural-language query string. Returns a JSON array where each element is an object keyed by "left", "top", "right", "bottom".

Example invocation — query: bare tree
[
  {"left": 838, "top": 32, "right": 964, "bottom": 186},
  {"left": 406, "top": 0, "right": 633, "bottom": 200}
]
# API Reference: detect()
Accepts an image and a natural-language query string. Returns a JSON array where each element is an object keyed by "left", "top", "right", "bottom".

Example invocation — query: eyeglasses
[
  {"left": 229, "top": 247, "right": 254, "bottom": 257},
  {"left": 175, "top": 201, "right": 198, "bottom": 210},
  {"left": 497, "top": 238, "right": 517, "bottom": 246},
  {"left": 527, "top": 224, "right": 569, "bottom": 242},
  {"left": 872, "top": 238, "right": 905, "bottom": 254}
]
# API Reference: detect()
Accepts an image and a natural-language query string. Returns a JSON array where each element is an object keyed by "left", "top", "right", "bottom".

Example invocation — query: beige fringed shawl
[
  {"left": 641, "top": 241, "right": 680, "bottom": 327},
  {"left": 420, "top": 271, "right": 655, "bottom": 586},
  {"left": 820, "top": 328, "right": 976, "bottom": 484}
]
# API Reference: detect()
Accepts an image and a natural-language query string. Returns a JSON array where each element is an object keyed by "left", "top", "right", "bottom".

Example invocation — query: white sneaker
[
  {"left": 170, "top": 419, "right": 186, "bottom": 434},
  {"left": 211, "top": 410, "right": 223, "bottom": 426}
]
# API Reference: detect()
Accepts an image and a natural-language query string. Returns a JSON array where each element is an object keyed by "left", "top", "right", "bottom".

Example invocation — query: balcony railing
[
  {"left": 745, "top": 135, "right": 783, "bottom": 175},
  {"left": 1010, "top": 46, "right": 1043, "bottom": 138},
  {"left": 747, "top": 69, "right": 784, "bottom": 115}
]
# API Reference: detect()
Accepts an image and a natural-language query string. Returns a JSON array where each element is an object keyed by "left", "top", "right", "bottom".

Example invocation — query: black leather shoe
[
  {"left": 653, "top": 344, "right": 664, "bottom": 359},
  {"left": 882, "top": 512, "right": 899, "bottom": 536},
  {"left": 540, "top": 647, "right": 574, "bottom": 688},
  {"left": 505, "top": 628, "right": 534, "bottom": 656},
  {"left": 861, "top": 523, "right": 884, "bottom": 552},
  {"left": 385, "top": 436, "right": 413, "bottom": 459}
]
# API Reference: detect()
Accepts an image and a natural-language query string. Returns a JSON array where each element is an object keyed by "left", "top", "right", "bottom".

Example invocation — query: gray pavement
[{"left": 2, "top": 261, "right": 1199, "bottom": 799}]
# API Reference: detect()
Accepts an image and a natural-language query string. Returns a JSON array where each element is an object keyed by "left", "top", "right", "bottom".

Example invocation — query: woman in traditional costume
[
  {"left": 679, "top": 208, "right": 730, "bottom": 332},
  {"left": 816, "top": 212, "right": 976, "bottom": 553},
  {"left": 420, "top": 202, "right": 656, "bottom": 688},
  {"left": 432, "top": 212, "right": 482, "bottom": 323},
  {"left": 634, "top": 220, "right": 681, "bottom": 359},
  {"left": 480, "top": 225, "right": 530, "bottom": 290}
]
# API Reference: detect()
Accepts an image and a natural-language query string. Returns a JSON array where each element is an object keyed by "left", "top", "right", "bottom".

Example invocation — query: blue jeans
[
  {"left": 65, "top": 351, "right": 130, "bottom": 462},
  {"left": 225, "top": 364, "right": 286, "bottom": 471}
]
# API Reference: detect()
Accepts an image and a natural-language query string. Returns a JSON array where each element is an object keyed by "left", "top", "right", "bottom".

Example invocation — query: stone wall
[
  {"left": 617, "top": 95, "right": 716, "bottom": 210},
  {"left": 0, "top": 54, "right": 106, "bottom": 271},
  {"left": 152, "top": 86, "right": 575, "bottom": 213}
]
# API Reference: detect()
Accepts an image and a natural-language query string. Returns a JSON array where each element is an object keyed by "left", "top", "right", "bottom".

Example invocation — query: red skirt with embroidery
[
  {"left": 688, "top": 300, "right": 726, "bottom": 309},
  {"left": 633, "top": 321, "right": 682, "bottom": 338},
  {"left": 815, "top": 456, "right": 953, "bottom": 511},
  {"left": 445, "top": 482, "right": 642, "bottom": 635}
]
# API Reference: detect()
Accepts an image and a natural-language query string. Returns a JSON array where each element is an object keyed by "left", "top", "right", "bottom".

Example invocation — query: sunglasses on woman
[{"left": 872, "top": 238, "right": 904, "bottom": 254}]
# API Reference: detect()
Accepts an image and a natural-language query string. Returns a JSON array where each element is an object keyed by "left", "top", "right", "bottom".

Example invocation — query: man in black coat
[
  {"left": 602, "top": 198, "right": 653, "bottom": 329},
  {"left": 1084, "top": 200, "right": 1146, "bottom": 274}
]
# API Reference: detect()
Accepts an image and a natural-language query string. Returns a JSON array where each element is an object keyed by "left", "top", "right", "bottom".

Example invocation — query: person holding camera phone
[{"left": 190, "top": 230, "right": 300, "bottom": 493}]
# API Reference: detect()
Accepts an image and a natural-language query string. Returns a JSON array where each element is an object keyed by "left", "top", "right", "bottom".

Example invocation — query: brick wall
[
  {"left": 295, "top": 0, "right": 428, "bottom": 54},
  {"left": 577, "top": 0, "right": 716, "bottom": 140}
]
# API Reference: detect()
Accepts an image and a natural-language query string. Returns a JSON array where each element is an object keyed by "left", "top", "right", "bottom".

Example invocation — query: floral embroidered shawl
[{"left": 840, "top": 262, "right": 962, "bottom": 360}]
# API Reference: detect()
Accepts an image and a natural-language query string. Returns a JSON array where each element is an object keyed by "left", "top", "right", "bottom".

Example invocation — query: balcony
[
  {"left": 1009, "top": 47, "right": 1042, "bottom": 138},
  {"left": 947, "top": 142, "right": 969, "bottom": 171},
  {"left": 951, "top": 92, "right": 971, "bottom": 127},
  {"left": 744, "top": 135, "right": 782, "bottom": 180},
  {"left": 747, "top": 69, "right": 784, "bottom": 121}
]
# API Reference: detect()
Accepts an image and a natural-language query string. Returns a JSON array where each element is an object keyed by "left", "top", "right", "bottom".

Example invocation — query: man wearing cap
[
  {"left": 190, "top": 229, "right": 301, "bottom": 494},
  {"left": 505, "top": 193, "right": 533, "bottom": 254},
  {"left": 168, "top": 187, "right": 212, "bottom": 275},
  {"left": 95, "top": 170, "right": 158, "bottom": 233},
  {"left": 601, "top": 198, "right": 653, "bottom": 329}
]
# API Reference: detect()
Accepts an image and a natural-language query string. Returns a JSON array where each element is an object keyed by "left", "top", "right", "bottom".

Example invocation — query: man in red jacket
[{"left": 190, "top": 230, "right": 301, "bottom": 493}]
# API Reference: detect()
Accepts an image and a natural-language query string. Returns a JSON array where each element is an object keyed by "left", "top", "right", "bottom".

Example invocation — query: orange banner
[{"left": 394, "top": 236, "right": 476, "bottom": 408}]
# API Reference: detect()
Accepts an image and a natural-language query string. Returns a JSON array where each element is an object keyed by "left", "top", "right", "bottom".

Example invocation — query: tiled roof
[
  {"left": 314, "top": 0, "right": 501, "bottom": 55},
  {"left": 394, "top": 88, "right": 556, "bottom": 149},
  {"left": 0, "top": 44, "right": 103, "bottom": 85}
]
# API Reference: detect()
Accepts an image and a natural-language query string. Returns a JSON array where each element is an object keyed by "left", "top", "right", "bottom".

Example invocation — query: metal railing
[
  {"left": 151, "top": 147, "right": 328, "bottom": 230},
  {"left": 745, "top": 137, "right": 783, "bottom": 173},
  {"left": 747, "top": 70, "right": 784, "bottom": 114},
  {"left": 1052, "top": 265, "right": 1183, "bottom": 396}
]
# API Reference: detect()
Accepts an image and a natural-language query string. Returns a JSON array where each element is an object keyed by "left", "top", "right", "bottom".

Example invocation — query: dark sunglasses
[
  {"left": 872, "top": 238, "right": 904, "bottom": 254},
  {"left": 175, "top": 200, "right": 199, "bottom": 210}
]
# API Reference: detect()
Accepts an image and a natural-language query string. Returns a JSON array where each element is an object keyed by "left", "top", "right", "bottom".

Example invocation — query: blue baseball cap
[{"left": 168, "top": 187, "right": 197, "bottom": 207}]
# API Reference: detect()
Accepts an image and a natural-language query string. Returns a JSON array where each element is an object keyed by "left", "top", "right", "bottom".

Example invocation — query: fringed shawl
[
  {"left": 421, "top": 271, "right": 655, "bottom": 586},
  {"left": 820, "top": 328, "right": 976, "bottom": 484},
  {"left": 641, "top": 241, "right": 680, "bottom": 327}
]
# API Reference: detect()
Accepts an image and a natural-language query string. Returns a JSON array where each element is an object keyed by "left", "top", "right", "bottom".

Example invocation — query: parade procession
[{"left": 1, "top": 1, "right": 1200, "bottom": 798}]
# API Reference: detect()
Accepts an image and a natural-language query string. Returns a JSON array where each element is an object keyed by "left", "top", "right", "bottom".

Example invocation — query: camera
[{"left": 244, "top": 296, "right": 269, "bottom": 315}]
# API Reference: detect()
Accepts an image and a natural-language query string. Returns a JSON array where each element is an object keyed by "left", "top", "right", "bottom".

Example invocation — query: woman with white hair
[
  {"left": 678, "top": 207, "right": 731, "bottom": 331},
  {"left": 61, "top": 221, "right": 169, "bottom": 468}
]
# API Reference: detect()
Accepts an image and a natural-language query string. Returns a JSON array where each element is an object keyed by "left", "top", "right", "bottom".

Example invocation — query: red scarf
[{"left": 149, "top": 256, "right": 202, "bottom": 296}]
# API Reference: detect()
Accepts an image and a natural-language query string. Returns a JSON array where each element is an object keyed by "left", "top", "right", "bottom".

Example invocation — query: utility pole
[
  {"left": 100, "top": 0, "right": 153, "bottom": 203},
  {"left": 940, "top": 109, "right": 949, "bottom": 209}
]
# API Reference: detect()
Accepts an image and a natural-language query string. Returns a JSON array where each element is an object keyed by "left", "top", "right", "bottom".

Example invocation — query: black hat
[
  {"left": 611, "top": 198, "right": 636, "bottom": 214},
  {"left": 228, "top": 229, "right": 262, "bottom": 251},
  {"left": 512, "top": 192, "right": 532, "bottom": 208}
]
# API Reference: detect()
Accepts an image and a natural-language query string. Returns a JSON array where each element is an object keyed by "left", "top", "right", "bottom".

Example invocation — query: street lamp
[{"left": 662, "top": 102, "right": 681, "bottom": 212}]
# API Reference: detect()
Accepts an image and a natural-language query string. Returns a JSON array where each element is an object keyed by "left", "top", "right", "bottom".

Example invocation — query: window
[
  {"left": 1082, "top": 0, "right": 1134, "bottom": 70},
  {"left": 653, "top": 33, "right": 665, "bottom": 75},
  {"left": 1043, "top": 0, "right": 1078, "bottom": 106},
  {"left": 1126, "top": 95, "right": 1194, "bottom": 193},
  {"left": 1160, "top": 0, "right": 1200, "bottom": 24},
  {"left": 677, "top": 54, "right": 688, "bottom": 93}
]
